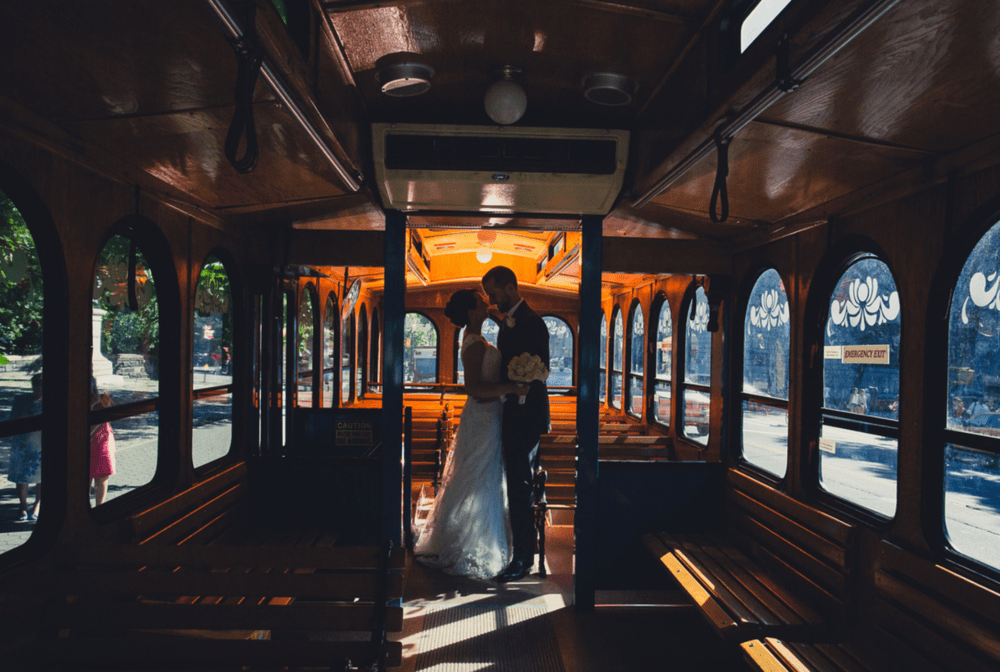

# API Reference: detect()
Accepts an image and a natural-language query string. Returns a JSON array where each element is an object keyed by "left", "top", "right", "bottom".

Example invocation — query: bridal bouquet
[{"left": 507, "top": 352, "right": 549, "bottom": 404}]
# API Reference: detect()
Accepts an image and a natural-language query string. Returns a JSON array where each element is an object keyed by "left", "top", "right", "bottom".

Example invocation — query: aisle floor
[{"left": 397, "top": 525, "right": 754, "bottom": 672}]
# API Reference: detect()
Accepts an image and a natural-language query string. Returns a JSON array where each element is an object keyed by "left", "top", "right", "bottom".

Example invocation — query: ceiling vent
[{"left": 372, "top": 123, "right": 630, "bottom": 215}]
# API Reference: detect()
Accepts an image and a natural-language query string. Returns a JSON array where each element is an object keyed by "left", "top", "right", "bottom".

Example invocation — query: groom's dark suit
[{"left": 497, "top": 300, "right": 551, "bottom": 565}]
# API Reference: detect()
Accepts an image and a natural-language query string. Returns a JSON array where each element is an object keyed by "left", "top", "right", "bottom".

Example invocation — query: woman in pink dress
[{"left": 89, "top": 380, "right": 116, "bottom": 506}]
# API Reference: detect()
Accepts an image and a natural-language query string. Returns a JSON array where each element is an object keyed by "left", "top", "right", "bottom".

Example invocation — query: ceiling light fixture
[
  {"left": 377, "top": 62, "right": 435, "bottom": 97},
  {"left": 582, "top": 72, "right": 637, "bottom": 106},
  {"left": 476, "top": 229, "right": 497, "bottom": 263},
  {"left": 484, "top": 66, "right": 527, "bottom": 125}
]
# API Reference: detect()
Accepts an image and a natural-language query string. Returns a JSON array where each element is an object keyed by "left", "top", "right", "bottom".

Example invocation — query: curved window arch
[
  {"left": 683, "top": 285, "right": 711, "bottom": 444},
  {"left": 457, "top": 318, "right": 499, "bottom": 384},
  {"left": 297, "top": 285, "right": 316, "bottom": 408},
  {"left": 357, "top": 304, "right": 368, "bottom": 398},
  {"left": 1, "top": 189, "right": 44, "bottom": 531},
  {"left": 610, "top": 308, "right": 624, "bottom": 410},
  {"left": 322, "top": 293, "right": 338, "bottom": 408},
  {"left": 342, "top": 310, "right": 355, "bottom": 403},
  {"left": 820, "top": 255, "right": 900, "bottom": 518},
  {"left": 192, "top": 254, "right": 234, "bottom": 469},
  {"left": 370, "top": 308, "right": 380, "bottom": 385},
  {"left": 945, "top": 221, "right": 1000, "bottom": 571},
  {"left": 543, "top": 316, "right": 573, "bottom": 388},
  {"left": 405, "top": 312, "right": 438, "bottom": 385},
  {"left": 741, "top": 269, "right": 790, "bottom": 477},
  {"left": 599, "top": 313, "right": 607, "bottom": 404},
  {"left": 626, "top": 304, "right": 644, "bottom": 418},
  {"left": 652, "top": 296, "right": 672, "bottom": 427}
]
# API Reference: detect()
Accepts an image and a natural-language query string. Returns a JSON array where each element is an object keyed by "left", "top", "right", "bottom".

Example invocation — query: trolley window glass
[
  {"left": 543, "top": 316, "right": 573, "bottom": 389},
  {"left": 322, "top": 293, "right": 338, "bottom": 407},
  {"left": 741, "top": 269, "right": 790, "bottom": 477},
  {"left": 357, "top": 304, "right": 368, "bottom": 398},
  {"left": 627, "top": 304, "right": 644, "bottom": 419},
  {"left": 611, "top": 308, "right": 624, "bottom": 410},
  {"left": 653, "top": 297, "right": 672, "bottom": 428},
  {"left": 599, "top": 313, "right": 607, "bottom": 404},
  {"left": 683, "top": 286, "right": 711, "bottom": 444},
  {"left": 821, "top": 256, "right": 900, "bottom": 518},
  {"left": 342, "top": 310, "right": 354, "bottom": 402},
  {"left": 0, "top": 190, "right": 43, "bottom": 530},
  {"left": 192, "top": 255, "right": 234, "bottom": 469},
  {"left": 405, "top": 312, "right": 438, "bottom": 387},
  {"left": 296, "top": 286, "right": 316, "bottom": 408},
  {"left": 944, "top": 221, "right": 1000, "bottom": 572}
]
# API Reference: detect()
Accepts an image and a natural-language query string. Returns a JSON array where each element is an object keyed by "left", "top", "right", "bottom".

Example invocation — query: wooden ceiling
[{"left": 1, "top": 0, "right": 998, "bottom": 260}]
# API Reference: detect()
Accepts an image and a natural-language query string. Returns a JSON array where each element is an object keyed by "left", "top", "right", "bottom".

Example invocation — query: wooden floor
[{"left": 397, "top": 526, "right": 755, "bottom": 671}]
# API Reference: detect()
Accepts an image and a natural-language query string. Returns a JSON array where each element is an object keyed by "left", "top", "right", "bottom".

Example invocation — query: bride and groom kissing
[{"left": 415, "top": 265, "right": 551, "bottom": 582}]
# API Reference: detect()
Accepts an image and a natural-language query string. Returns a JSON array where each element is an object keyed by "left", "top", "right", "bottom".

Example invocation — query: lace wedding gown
[{"left": 414, "top": 334, "right": 512, "bottom": 578}]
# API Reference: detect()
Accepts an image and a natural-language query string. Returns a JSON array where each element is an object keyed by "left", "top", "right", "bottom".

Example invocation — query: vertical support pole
[
  {"left": 575, "top": 214, "right": 602, "bottom": 611},
  {"left": 382, "top": 210, "right": 406, "bottom": 546}
]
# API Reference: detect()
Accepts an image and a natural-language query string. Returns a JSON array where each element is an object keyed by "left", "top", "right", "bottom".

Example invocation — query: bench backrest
[{"left": 724, "top": 469, "right": 856, "bottom": 621}]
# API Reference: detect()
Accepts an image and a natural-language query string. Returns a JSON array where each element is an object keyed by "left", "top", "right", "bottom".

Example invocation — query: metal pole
[{"left": 382, "top": 211, "right": 407, "bottom": 546}]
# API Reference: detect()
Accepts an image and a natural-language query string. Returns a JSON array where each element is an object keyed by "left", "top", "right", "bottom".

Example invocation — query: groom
[{"left": 482, "top": 266, "right": 551, "bottom": 582}]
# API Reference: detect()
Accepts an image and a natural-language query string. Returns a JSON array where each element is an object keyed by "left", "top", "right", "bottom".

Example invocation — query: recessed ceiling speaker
[
  {"left": 582, "top": 72, "right": 637, "bottom": 106},
  {"left": 377, "top": 62, "right": 435, "bottom": 97}
]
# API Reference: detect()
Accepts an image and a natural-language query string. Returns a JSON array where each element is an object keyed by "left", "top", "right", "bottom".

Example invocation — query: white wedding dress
[{"left": 414, "top": 333, "right": 512, "bottom": 578}]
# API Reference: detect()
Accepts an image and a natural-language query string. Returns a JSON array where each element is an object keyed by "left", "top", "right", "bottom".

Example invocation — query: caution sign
[
  {"left": 336, "top": 420, "right": 375, "bottom": 447},
  {"left": 841, "top": 345, "right": 890, "bottom": 365}
]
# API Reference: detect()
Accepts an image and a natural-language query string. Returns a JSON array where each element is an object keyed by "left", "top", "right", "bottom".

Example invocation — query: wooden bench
[
  {"left": 643, "top": 469, "right": 856, "bottom": 644},
  {"left": 404, "top": 403, "right": 452, "bottom": 492},
  {"left": 27, "top": 462, "right": 406, "bottom": 671},
  {"left": 741, "top": 540, "right": 1000, "bottom": 672}
]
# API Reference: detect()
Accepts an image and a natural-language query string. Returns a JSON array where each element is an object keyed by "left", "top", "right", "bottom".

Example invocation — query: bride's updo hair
[{"left": 445, "top": 289, "right": 479, "bottom": 328}]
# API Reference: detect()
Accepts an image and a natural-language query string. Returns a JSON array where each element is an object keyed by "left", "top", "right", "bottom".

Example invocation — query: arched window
[
  {"left": 296, "top": 286, "right": 316, "bottom": 408},
  {"left": 456, "top": 318, "right": 498, "bottom": 384},
  {"left": 370, "top": 309, "right": 380, "bottom": 385},
  {"left": 599, "top": 314, "right": 607, "bottom": 404},
  {"left": 683, "top": 285, "right": 711, "bottom": 444},
  {"left": 342, "top": 310, "right": 354, "bottom": 403},
  {"left": 821, "top": 256, "right": 900, "bottom": 518},
  {"left": 1, "top": 189, "right": 44, "bottom": 529},
  {"left": 627, "top": 304, "right": 644, "bottom": 418},
  {"left": 405, "top": 313, "right": 438, "bottom": 385},
  {"left": 91, "top": 232, "right": 163, "bottom": 505},
  {"left": 653, "top": 297, "right": 672, "bottom": 427},
  {"left": 611, "top": 308, "right": 624, "bottom": 410},
  {"left": 322, "top": 293, "right": 337, "bottom": 408},
  {"left": 742, "top": 269, "right": 790, "bottom": 477},
  {"left": 357, "top": 304, "right": 368, "bottom": 398},
  {"left": 543, "top": 316, "right": 573, "bottom": 388},
  {"left": 192, "top": 255, "right": 234, "bottom": 469},
  {"left": 945, "top": 222, "right": 1000, "bottom": 571}
]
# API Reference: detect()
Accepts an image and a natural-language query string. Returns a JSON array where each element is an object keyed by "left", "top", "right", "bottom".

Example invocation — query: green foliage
[
  {"left": 0, "top": 192, "right": 43, "bottom": 357},
  {"left": 96, "top": 234, "right": 159, "bottom": 359},
  {"left": 404, "top": 313, "right": 437, "bottom": 348}
]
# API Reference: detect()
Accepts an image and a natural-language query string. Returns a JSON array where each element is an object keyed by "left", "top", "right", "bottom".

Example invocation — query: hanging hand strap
[
  {"left": 709, "top": 127, "right": 730, "bottom": 224},
  {"left": 224, "top": 4, "right": 264, "bottom": 174}
]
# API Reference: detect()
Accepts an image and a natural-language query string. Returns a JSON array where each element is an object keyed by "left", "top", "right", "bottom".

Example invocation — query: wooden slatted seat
[{"left": 643, "top": 469, "right": 855, "bottom": 644}]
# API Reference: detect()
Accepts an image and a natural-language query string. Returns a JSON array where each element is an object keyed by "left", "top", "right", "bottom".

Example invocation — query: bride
[{"left": 414, "top": 289, "right": 528, "bottom": 579}]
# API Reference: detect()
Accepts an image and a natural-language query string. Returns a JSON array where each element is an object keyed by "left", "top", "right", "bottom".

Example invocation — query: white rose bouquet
[{"left": 507, "top": 352, "right": 549, "bottom": 404}]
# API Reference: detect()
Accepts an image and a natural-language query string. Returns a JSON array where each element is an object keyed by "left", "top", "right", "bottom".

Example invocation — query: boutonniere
[{"left": 505, "top": 316, "right": 516, "bottom": 328}]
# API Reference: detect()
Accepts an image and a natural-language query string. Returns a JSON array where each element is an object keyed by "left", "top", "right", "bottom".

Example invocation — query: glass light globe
[
  {"left": 476, "top": 248, "right": 494, "bottom": 263},
  {"left": 484, "top": 80, "right": 527, "bottom": 125}
]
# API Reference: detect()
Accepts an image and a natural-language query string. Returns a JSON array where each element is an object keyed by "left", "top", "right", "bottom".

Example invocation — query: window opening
[
  {"left": 683, "top": 286, "right": 711, "bottom": 444},
  {"left": 357, "top": 305, "right": 368, "bottom": 398},
  {"left": 820, "top": 256, "right": 900, "bottom": 518},
  {"left": 944, "top": 221, "right": 1000, "bottom": 571},
  {"left": 192, "top": 255, "right": 233, "bottom": 469},
  {"left": 297, "top": 287, "right": 315, "bottom": 408},
  {"left": 405, "top": 313, "right": 439, "bottom": 387},
  {"left": 322, "top": 293, "right": 337, "bottom": 408},
  {"left": 611, "top": 309, "right": 624, "bottom": 410},
  {"left": 370, "top": 309, "right": 380, "bottom": 385},
  {"left": 342, "top": 310, "right": 354, "bottom": 403},
  {"left": 91, "top": 233, "right": 161, "bottom": 506},
  {"left": 0, "top": 189, "right": 43, "bottom": 538},
  {"left": 742, "top": 269, "right": 790, "bottom": 477},
  {"left": 627, "top": 305, "right": 644, "bottom": 418},
  {"left": 544, "top": 316, "right": 573, "bottom": 389},
  {"left": 599, "top": 314, "right": 607, "bottom": 404},
  {"left": 653, "top": 298, "right": 672, "bottom": 427},
  {"left": 741, "top": 0, "right": 793, "bottom": 52}
]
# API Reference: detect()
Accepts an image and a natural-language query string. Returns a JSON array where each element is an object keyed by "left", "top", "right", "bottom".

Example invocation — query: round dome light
[
  {"left": 476, "top": 248, "right": 494, "bottom": 264},
  {"left": 376, "top": 62, "right": 434, "bottom": 97},
  {"left": 484, "top": 67, "right": 527, "bottom": 125},
  {"left": 582, "top": 72, "right": 637, "bottom": 106}
]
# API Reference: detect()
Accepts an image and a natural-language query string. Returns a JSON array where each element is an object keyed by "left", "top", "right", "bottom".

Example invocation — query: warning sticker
[
  {"left": 819, "top": 437, "right": 837, "bottom": 454},
  {"left": 336, "top": 420, "right": 374, "bottom": 446}
]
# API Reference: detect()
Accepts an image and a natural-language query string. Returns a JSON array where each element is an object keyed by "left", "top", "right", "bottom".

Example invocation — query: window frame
[
  {"left": 357, "top": 303, "right": 368, "bottom": 398},
  {"left": 738, "top": 267, "right": 791, "bottom": 479},
  {"left": 610, "top": 306, "right": 624, "bottom": 411},
  {"left": 321, "top": 291, "right": 339, "bottom": 408},
  {"left": 599, "top": 312, "right": 608, "bottom": 404},
  {"left": 191, "top": 250, "right": 240, "bottom": 472},
  {"left": 542, "top": 314, "right": 574, "bottom": 390},
  {"left": 626, "top": 301, "right": 645, "bottom": 420},
  {"left": 370, "top": 308, "right": 380, "bottom": 385},
  {"left": 404, "top": 311, "right": 439, "bottom": 388},
  {"left": 650, "top": 293, "right": 672, "bottom": 430},
  {"left": 680, "top": 282, "right": 712, "bottom": 446},
  {"left": 342, "top": 309, "right": 355, "bottom": 404},
  {"left": 296, "top": 283, "right": 318, "bottom": 409}
]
